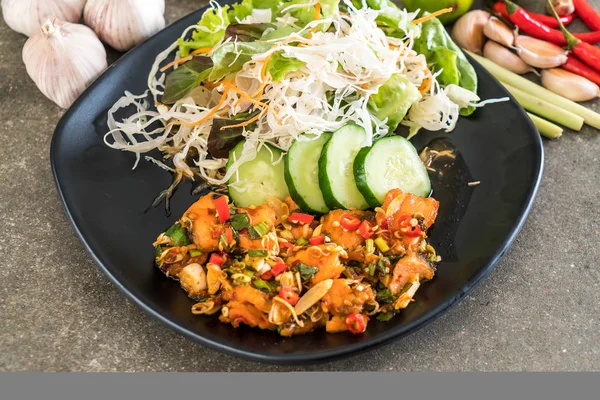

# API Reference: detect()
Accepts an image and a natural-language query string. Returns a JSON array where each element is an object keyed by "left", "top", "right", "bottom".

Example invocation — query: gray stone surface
[{"left": 1, "top": 0, "right": 599, "bottom": 372}]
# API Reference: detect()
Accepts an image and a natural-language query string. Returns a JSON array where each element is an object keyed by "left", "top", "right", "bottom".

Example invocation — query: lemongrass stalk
[
  {"left": 504, "top": 83, "right": 584, "bottom": 131},
  {"left": 527, "top": 112, "right": 563, "bottom": 139},
  {"left": 466, "top": 50, "right": 600, "bottom": 129}
]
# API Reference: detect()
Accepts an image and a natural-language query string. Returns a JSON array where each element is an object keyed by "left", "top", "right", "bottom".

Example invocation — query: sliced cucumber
[
  {"left": 318, "top": 124, "right": 369, "bottom": 210},
  {"left": 227, "top": 140, "right": 289, "bottom": 207},
  {"left": 354, "top": 136, "right": 431, "bottom": 207},
  {"left": 285, "top": 133, "right": 331, "bottom": 214}
]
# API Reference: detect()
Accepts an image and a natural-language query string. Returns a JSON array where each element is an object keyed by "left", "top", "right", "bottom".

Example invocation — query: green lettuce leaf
[
  {"left": 267, "top": 51, "right": 305, "bottom": 81},
  {"left": 178, "top": 6, "right": 230, "bottom": 57},
  {"left": 368, "top": 73, "right": 421, "bottom": 132},
  {"left": 162, "top": 56, "right": 213, "bottom": 104},
  {"left": 224, "top": 23, "right": 275, "bottom": 42},
  {"left": 208, "top": 41, "right": 272, "bottom": 81},
  {"left": 412, "top": 15, "right": 478, "bottom": 116}
]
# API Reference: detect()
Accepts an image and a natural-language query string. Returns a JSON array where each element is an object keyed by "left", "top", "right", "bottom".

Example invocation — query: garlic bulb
[
  {"left": 1, "top": 0, "right": 86, "bottom": 37},
  {"left": 484, "top": 17, "right": 515, "bottom": 48},
  {"left": 515, "top": 35, "right": 567, "bottom": 69},
  {"left": 22, "top": 19, "right": 108, "bottom": 109},
  {"left": 483, "top": 41, "right": 536, "bottom": 75},
  {"left": 451, "top": 10, "right": 490, "bottom": 54},
  {"left": 84, "top": 0, "right": 166, "bottom": 52},
  {"left": 542, "top": 68, "right": 599, "bottom": 102},
  {"left": 546, "top": 0, "right": 575, "bottom": 17}
]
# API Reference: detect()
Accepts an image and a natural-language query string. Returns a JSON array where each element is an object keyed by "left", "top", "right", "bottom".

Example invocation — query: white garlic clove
[
  {"left": 541, "top": 68, "right": 600, "bottom": 102},
  {"left": 451, "top": 10, "right": 491, "bottom": 55},
  {"left": 22, "top": 19, "right": 108, "bottom": 109},
  {"left": 483, "top": 17, "right": 515, "bottom": 48},
  {"left": 483, "top": 41, "right": 536, "bottom": 75},
  {"left": 84, "top": 0, "right": 166, "bottom": 52},
  {"left": 546, "top": 0, "right": 575, "bottom": 17},
  {"left": 1, "top": 0, "right": 86, "bottom": 37},
  {"left": 515, "top": 35, "right": 568, "bottom": 69}
]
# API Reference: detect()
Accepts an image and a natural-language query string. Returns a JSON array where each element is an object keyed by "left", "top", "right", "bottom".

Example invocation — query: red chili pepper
[
  {"left": 502, "top": 0, "right": 600, "bottom": 45},
  {"left": 403, "top": 224, "right": 422, "bottom": 238},
  {"left": 345, "top": 313, "right": 368, "bottom": 334},
  {"left": 340, "top": 214, "right": 361, "bottom": 230},
  {"left": 551, "top": 3, "right": 600, "bottom": 72},
  {"left": 214, "top": 196, "right": 230, "bottom": 223},
  {"left": 358, "top": 220, "right": 374, "bottom": 239},
  {"left": 224, "top": 227, "right": 233, "bottom": 244},
  {"left": 380, "top": 217, "right": 391, "bottom": 230},
  {"left": 260, "top": 271, "right": 273, "bottom": 280},
  {"left": 288, "top": 212, "right": 314, "bottom": 225},
  {"left": 396, "top": 215, "right": 412, "bottom": 230},
  {"left": 309, "top": 235, "right": 325, "bottom": 245},
  {"left": 563, "top": 54, "right": 600, "bottom": 86},
  {"left": 279, "top": 286, "right": 299, "bottom": 306},
  {"left": 574, "top": 0, "right": 600, "bottom": 31},
  {"left": 493, "top": 1, "right": 574, "bottom": 28},
  {"left": 279, "top": 241, "right": 294, "bottom": 249},
  {"left": 271, "top": 262, "right": 288, "bottom": 277},
  {"left": 209, "top": 253, "right": 225, "bottom": 266}
]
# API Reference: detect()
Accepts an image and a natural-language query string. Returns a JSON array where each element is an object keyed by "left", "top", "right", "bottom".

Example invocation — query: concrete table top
[{"left": 1, "top": 0, "right": 598, "bottom": 371}]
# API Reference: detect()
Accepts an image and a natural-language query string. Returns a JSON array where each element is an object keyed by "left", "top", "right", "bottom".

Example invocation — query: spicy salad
[{"left": 105, "top": 0, "right": 505, "bottom": 335}]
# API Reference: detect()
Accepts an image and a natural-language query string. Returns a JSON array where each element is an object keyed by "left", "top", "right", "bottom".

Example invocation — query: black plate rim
[{"left": 50, "top": 5, "right": 544, "bottom": 365}]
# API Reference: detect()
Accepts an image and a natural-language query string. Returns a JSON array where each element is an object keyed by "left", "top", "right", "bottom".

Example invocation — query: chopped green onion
[
  {"left": 244, "top": 268, "right": 255, "bottom": 277},
  {"left": 376, "top": 289, "right": 394, "bottom": 304},
  {"left": 189, "top": 249, "right": 203, "bottom": 257},
  {"left": 250, "top": 221, "right": 270, "bottom": 239},
  {"left": 376, "top": 311, "right": 398, "bottom": 322},
  {"left": 248, "top": 249, "right": 268, "bottom": 258},
  {"left": 368, "top": 263, "right": 376, "bottom": 276},
  {"left": 252, "top": 279, "right": 274, "bottom": 293},
  {"left": 296, "top": 237, "right": 308, "bottom": 246},
  {"left": 230, "top": 213, "right": 251, "bottom": 231},
  {"left": 377, "top": 258, "right": 389, "bottom": 274},
  {"left": 374, "top": 237, "right": 390, "bottom": 253},
  {"left": 365, "top": 238, "right": 374, "bottom": 253},
  {"left": 295, "top": 263, "right": 319, "bottom": 281},
  {"left": 164, "top": 223, "right": 191, "bottom": 246}
]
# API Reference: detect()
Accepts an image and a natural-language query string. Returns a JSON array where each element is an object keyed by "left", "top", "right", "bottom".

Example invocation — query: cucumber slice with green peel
[
  {"left": 227, "top": 140, "right": 289, "bottom": 207},
  {"left": 318, "top": 124, "right": 369, "bottom": 210},
  {"left": 354, "top": 136, "right": 431, "bottom": 207},
  {"left": 284, "top": 133, "right": 331, "bottom": 214}
]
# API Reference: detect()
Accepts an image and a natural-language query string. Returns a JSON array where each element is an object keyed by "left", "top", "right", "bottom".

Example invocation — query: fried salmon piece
[
  {"left": 325, "top": 316, "right": 347, "bottom": 333},
  {"left": 388, "top": 252, "right": 435, "bottom": 295},
  {"left": 378, "top": 190, "right": 439, "bottom": 231},
  {"left": 321, "top": 209, "right": 374, "bottom": 251},
  {"left": 227, "top": 285, "right": 272, "bottom": 313},
  {"left": 181, "top": 194, "right": 221, "bottom": 253},
  {"left": 286, "top": 244, "right": 345, "bottom": 284},
  {"left": 221, "top": 301, "right": 273, "bottom": 330},
  {"left": 321, "top": 279, "right": 375, "bottom": 316}
]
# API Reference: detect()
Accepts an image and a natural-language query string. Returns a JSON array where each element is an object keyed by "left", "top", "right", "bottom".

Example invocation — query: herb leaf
[
  {"left": 376, "top": 289, "right": 394, "bottom": 304},
  {"left": 162, "top": 56, "right": 213, "bottom": 104},
  {"left": 207, "top": 119, "right": 246, "bottom": 159},
  {"left": 267, "top": 51, "right": 305, "bottom": 82},
  {"left": 164, "top": 223, "right": 191, "bottom": 246},
  {"left": 295, "top": 263, "right": 319, "bottom": 281},
  {"left": 249, "top": 221, "right": 270, "bottom": 239},
  {"left": 230, "top": 212, "right": 251, "bottom": 231}
]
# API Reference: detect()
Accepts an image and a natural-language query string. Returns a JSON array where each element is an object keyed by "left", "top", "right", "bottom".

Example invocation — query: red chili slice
[
  {"left": 309, "top": 235, "right": 325, "bottom": 245},
  {"left": 345, "top": 313, "right": 368, "bottom": 334},
  {"left": 358, "top": 220, "right": 374, "bottom": 239},
  {"left": 403, "top": 224, "right": 422, "bottom": 238},
  {"left": 214, "top": 196, "right": 230, "bottom": 223},
  {"left": 288, "top": 213, "right": 315, "bottom": 225},
  {"left": 271, "top": 263, "right": 288, "bottom": 277},
  {"left": 279, "top": 286, "right": 299, "bottom": 306},
  {"left": 225, "top": 227, "right": 233, "bottom": 243},
  {"left": 340, "top": 214, "right": 361, "bottom": 230},
  {"left": 260, "top": 271, "right": 273, "bottom": 280},
  {"left": 209, "top": 253, "right": 225, "bottom": 266}
]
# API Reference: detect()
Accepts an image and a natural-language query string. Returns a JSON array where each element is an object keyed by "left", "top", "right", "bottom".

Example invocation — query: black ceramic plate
[{"left": 51, "top": 3, "right": 543, "bottom": 364}]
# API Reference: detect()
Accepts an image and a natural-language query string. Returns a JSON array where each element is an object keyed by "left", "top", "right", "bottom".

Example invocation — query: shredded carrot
[
  {"left": 221, "top": 110, "right": 266, "bottom": 130},
  {"left": 249, "top": 55, "right": 273, "bottom": 99},
  {"left": 191, "top": 47, "right": 213, "bottom": 55},
  {"left": 308, "top": 2, "right": 322, "bottom": 38},
  {"left": 175, "top": 89, "right": 230, "bottom": 127},
  {"left": 412, "top": 8, "right": 454, "bottom": 25},
  {"left": 160, "top": 55, "right": 192, "bottom": 72},
  {"left": 221, "top": 80, "right": 271, "bottom": 111},
  {"left": 419, "top": 77, "right": 432, "bottom": 94}
]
